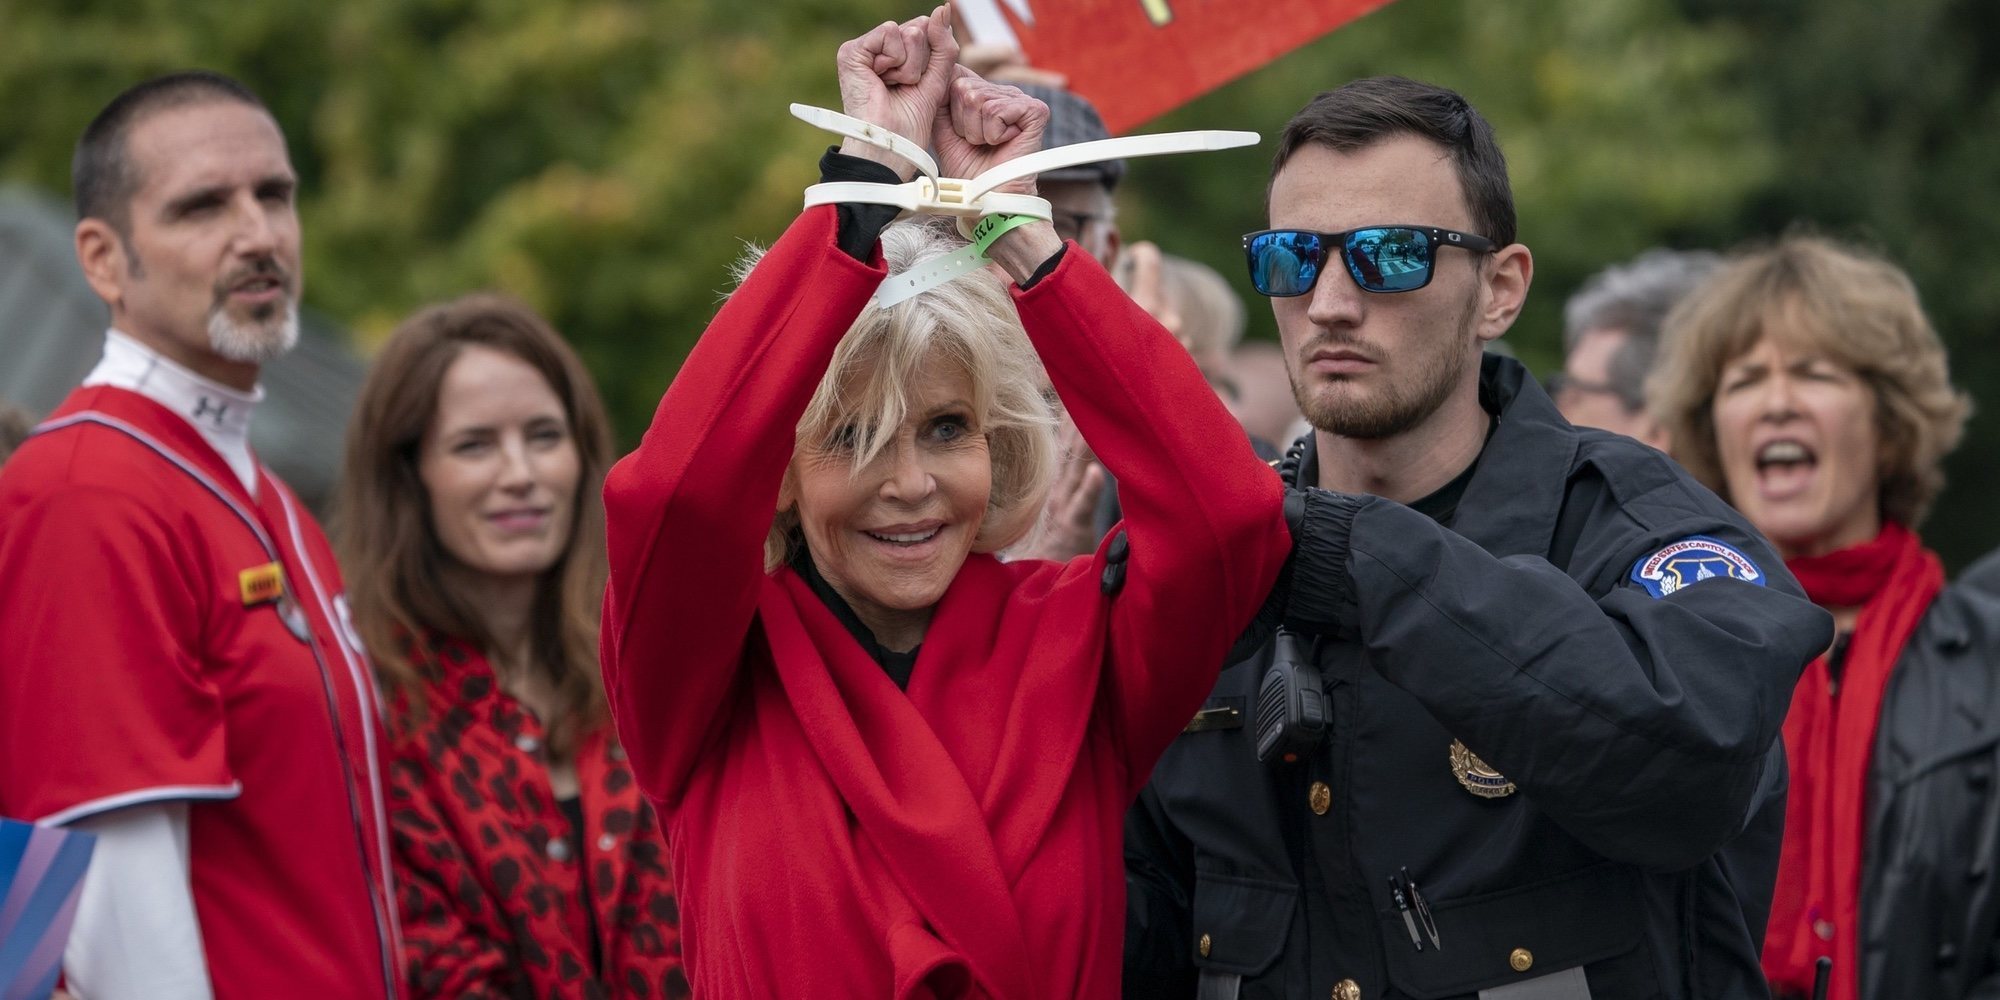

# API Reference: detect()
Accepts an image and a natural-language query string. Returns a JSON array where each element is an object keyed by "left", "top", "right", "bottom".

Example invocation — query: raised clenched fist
[
  {"left": 932, "top": 65, "right": 1048, "bottom": 193},
  {"left": 834, "top": 5, "right": 959, "bottom": 179}
]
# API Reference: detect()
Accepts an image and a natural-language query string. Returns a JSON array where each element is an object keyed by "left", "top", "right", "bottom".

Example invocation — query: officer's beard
[{"left": 1293, "top": 286, "right": 1482, "bottom": 441}]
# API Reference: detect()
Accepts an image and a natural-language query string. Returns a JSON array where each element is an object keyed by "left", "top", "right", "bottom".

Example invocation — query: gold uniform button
[
  {"left": 1309, "top": 780, "right": 1332, "bottom": 815},
  {"left": 1332, "top": 979, "right": 1362, "bottom": 1000},
  {"left": 1509, "top": 948, "right": 1534, "bottom": 973},
  {"left": 1198, "top": 933, "right": 1211, "bottom": 957}
]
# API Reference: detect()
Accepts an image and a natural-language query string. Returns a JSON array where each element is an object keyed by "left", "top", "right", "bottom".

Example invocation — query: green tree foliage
[
  {"left": 0, "top": 0, "right": 1769, "bottom": 426},
  {"left": 1676, "top": 0, "right": 2000, "bottom": 568},
  {"left": 2, "top": 0, "right": 1993, "bottom": 562},
  {"left": 0, "top": 0, "right": 909, "bottom": 427},
  {"left": 1122, "top": 0, "right": 1774, "bottom": 380}
]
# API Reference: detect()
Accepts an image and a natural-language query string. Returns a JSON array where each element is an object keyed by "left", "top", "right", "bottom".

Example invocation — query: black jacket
[
  {"left": 1125, "top": 355, "right": 1833, "bottom": 1000},
  {"left": 1856, "top": 548, "right": 2000, "bottom": 1000}
]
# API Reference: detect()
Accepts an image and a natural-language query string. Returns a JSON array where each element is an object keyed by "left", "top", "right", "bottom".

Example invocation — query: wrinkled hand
[
  {"left": 1011, "top": 417, "right": 1106, "bottom": 562},
  {"left": 933, "top": 66, "right": 1048, "bottom": 194},
  {"left": 836, "top": 5, "right": 959, "bottom": 178}
]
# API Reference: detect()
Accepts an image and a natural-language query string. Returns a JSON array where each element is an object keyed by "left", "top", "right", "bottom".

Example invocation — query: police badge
[{"left": 1449, "top": 739, "right": 1515, "bottom": 798}]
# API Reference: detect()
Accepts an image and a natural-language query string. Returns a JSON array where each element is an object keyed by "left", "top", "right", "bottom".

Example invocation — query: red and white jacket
[{"left": 0, "top": 380, "right": 401, "bottom": 999}]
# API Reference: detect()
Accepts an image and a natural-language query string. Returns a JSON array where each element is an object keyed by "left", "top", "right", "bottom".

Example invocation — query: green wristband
[{"left": 970, "top": 213, "right": 1042, "bottom": 256}]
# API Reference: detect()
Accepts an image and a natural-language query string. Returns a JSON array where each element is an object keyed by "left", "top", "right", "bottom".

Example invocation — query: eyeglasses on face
[
  {"left": 1544, "top": 371, "right": 1641, "bottom": 413},
  {"left": 1242, "top": 225, "right": 1499, "bottom": 297}
]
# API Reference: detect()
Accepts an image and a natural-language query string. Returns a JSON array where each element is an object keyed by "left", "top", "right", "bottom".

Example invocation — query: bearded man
[
  {"left": 0, "top": 72, "right": 400, "bottom": 1000},
  {"left": 1123, "top": 77, "right": 1832, "bottom": 1000}
]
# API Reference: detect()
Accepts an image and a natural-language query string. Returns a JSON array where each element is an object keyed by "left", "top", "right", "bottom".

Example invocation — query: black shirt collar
[
  {"left": 789, "top": 538, "right": 920, "bottom": 690},
  {"left": 1290, "top": 353, "right": 1576, "bottom": 547}
]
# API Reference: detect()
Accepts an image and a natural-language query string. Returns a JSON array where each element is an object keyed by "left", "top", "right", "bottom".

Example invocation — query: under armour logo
[{"left": 192, "top": 396, "right": 229, "bottom": 427}]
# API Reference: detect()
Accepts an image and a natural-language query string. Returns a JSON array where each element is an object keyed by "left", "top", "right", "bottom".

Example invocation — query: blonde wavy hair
[
  {"left": 737, "top": 221, "right": 1058, "bottom": 570},
  {"left": 1649, "top": 234, "right": 1970, "bottom": 530}
]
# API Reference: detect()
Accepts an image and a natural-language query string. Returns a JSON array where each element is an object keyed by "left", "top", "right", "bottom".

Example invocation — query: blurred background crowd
[{"left": 2, "top": 0, "right": 1995, "bottom": 567}]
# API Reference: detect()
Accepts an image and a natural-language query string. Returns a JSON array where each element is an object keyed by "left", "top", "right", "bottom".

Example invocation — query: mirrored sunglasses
[{"left": 1243, "top": 225, "right": 1498, "bottom": 297}]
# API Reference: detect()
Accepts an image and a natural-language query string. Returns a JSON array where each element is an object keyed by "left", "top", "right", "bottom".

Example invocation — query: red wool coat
[{"left": 600, "top": 208, "right": 1289, "bottom": 999}]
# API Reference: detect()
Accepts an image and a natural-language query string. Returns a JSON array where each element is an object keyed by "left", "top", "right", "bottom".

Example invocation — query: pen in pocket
[
  {"left": 1402, "top": 866, "right": 1441, "bottom": 949},
  {"left": 1388, "top": 873, "right": 1424, "bottom": 952}
]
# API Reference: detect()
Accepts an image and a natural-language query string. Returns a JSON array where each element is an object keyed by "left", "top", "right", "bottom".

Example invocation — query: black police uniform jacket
[
  {"left": 1124, "top": 355, "right": 1834, "bottom": 1000},
  {"left": 1855, "top": 547, "right": 2000, "bottom": 1000}
]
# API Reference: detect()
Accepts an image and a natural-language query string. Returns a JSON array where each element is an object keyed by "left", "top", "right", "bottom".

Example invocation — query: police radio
[
  {"left": 1254, "top": 627, "right": 1329, "bottom": 764},
  {"left": 1254, "top": 436, "right": 1334, "bottom": 763}
]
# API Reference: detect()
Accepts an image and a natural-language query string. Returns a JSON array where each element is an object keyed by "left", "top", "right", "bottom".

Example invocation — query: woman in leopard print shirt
[{"left": 337, "top": 293, "right": 687, "bottom": 999}]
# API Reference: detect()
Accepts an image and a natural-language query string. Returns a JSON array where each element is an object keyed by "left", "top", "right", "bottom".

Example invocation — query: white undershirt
[
  {"left": 63, "top": 805, "right": 213, "bottom": 1000},
  {"left": 62, "top": 329, "right": 240, "bottom": 999},
  {"left": 82, "top": 330, "right": 263, "bottom": 496}
]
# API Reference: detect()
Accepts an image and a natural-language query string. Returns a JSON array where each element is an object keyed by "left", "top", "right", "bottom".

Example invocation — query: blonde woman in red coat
[{"left": 599, "top": 9, "right": 1291, "bottom": 997}]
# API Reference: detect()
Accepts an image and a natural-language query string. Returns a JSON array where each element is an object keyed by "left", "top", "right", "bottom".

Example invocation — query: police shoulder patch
[{"left": 1629, "top": 535, "right": 1765, "bottom": 599}]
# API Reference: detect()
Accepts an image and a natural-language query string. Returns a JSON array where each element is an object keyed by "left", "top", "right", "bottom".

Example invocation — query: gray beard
[{"left": 208, "top": 301, "right": 300, "bottom": 364}]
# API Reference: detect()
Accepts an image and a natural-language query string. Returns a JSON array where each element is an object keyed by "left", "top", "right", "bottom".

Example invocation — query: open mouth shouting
[{"left": 1752, "top": 438, "right": 1817, "bottom": 500}]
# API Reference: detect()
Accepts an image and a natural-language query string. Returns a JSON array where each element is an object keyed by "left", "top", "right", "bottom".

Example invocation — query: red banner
[{"left": 955, "top": 0, "right": 1398, "bottom": 134}]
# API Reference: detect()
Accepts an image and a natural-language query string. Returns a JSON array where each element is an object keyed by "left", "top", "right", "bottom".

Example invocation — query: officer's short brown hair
[{"left": 1270, "top": 76, "right": 1516, "bottom": 248}]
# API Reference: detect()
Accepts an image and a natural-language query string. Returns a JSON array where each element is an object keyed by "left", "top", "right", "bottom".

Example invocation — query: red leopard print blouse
[{"left": 386, "top": 635, "right": 687, "bottom": 998}]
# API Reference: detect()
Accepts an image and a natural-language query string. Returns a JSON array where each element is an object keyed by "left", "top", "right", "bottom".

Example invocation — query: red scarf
[{"left": 1763, "top": 522, "right": 1943, "bottom": 1000}]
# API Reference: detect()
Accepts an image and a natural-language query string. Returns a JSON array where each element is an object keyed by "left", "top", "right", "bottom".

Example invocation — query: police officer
[{"left": 1124, "top": 77, "right": 1833, "bottom": 1000}]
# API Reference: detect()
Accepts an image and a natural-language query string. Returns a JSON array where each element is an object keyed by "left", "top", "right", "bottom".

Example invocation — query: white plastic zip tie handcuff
[{"left": 791, "top": 103, "right": 1258, "bottom": 307}]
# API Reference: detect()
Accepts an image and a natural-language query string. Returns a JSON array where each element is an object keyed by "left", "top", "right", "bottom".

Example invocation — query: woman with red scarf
[
  {"left": 1653, "top": 234, "right": 1996, "bottom": 1000},
  {"left": 598, "top": 9, "right": 1288, "bottom": 998}
]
